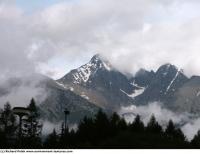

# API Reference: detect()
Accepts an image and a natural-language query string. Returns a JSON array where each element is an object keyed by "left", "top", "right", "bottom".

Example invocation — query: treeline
[{"left": 1, "top": 101, "right": 200, "bottom": 149}]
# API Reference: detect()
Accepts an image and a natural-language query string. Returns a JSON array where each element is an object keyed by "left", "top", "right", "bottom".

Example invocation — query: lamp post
[{"left": 64, "top": 109, "right": 70, "bottom": 133}]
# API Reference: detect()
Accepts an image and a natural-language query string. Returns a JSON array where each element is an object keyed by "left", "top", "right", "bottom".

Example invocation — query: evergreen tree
[
  {"left": 44, "top": 129, "right": 59, "bottom": 149},
  {"left": 0, "top": 108, "right": 6, "bottom": 148},
  {"left": 175, "top": 128, "right": 186, "bottom": 141},
  {"left": 94, "top": 110, "right": 111, "bottom": 140},
  {"left": 110, "top": 112, "right": 121, "bottom": 135},
  {"left": 0, "top": 102, "right": 17, "bottom": 148},
  {"left": 130, "top": 115, "right": 144, "bottom": 132},
  {"left": 1, "top": 103, "right": 16, "bottom": 134},
  {"left": 77, "top": 116, "right": 95, "bottom": 144},
  {"left": 191, "top": 130, "right": 200, "bottom": 147},
  {"left": 118, "top": 118, "right": 128, "bottom": 131},
  {"left": 21, "top": 98, "right": 42, "bottom": 148},
  {"left": 146, "top": 115, "right": 162, "bottom": 133},
  {"left": 25, "top": 98, "right": 42, "bottom": 138},
  {"left": 165, "top": 120, "right": 186, "bottom": 141},
  {"left": 165, "top": 120, "right": 176, "bottom": 137}
]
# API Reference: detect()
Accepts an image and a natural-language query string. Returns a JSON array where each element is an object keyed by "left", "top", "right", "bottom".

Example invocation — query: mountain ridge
[{"left": 1, "top": 54, "right": 200, "bottom": 123}]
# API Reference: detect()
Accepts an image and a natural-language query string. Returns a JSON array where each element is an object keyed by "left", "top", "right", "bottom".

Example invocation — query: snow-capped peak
[
  {"left": 90, "top": 54, "right": 112, "bottom": 71},
  {"left": 71, "top": 54, "right": 112, "bottom": 84}
]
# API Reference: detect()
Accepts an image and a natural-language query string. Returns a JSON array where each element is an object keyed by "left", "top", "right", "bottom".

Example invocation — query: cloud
[
  {"left": 119, "top": 102, "right": 200, "bottom": 140},
  {"left": 42, "top": 120, "right": 78, "bottom": 136},
  {"left": 119, "top": 102, "right": 190, "bottom": 126},
  {"left": 182, "top": 118, "right": 200, "bottom": 141},
  {"left": 1, "top": 0, "right": 200, "bottom": 78},
  {"left": 22, "top": 0, "right": 200, "bottom": 77},
  {"left": 0, "top": 74, "right": 48, "bottom": 108}
]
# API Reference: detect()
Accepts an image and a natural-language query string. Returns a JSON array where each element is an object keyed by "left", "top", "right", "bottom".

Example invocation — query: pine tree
[
  {"left": 110, "top": 112, "right": 121, "bottom": 135},
  {"left": 165, "top": 120, "right": 175, "bottom": 137},
  {"left": 1, "top": 103, "right": 16, "bottom": 134},
  {"left": 44, "top": 129, "right": 59, "bottom": 149},
  {"left": 130, "top": 115, "right": 144, "bottom": 132},
  {"left": 94, "top": 110, "right": 111, "bottom": 140},
  {"left": 146, "top": 115, "right": 162, "bottom": 133},
  {"left": 22, "top": 98, "right": 42, "bottom": 148},
  {"left": 25, "top": 98, "right": 42, "bottom": 138},
  {"left": 0, "top": 102, "right": 17, "bottom": 148},
  {"left": 118, "top": 118, "right": 128, "bottom": 131},
  {"left": 77, "top": 116, "right": 95, "bottom": 143},
  {"left": 165, "top": 120, "right": 186, "bottom": 141},
  {"left": 191, "top": 130, "right": 200, "bottom": 147}
]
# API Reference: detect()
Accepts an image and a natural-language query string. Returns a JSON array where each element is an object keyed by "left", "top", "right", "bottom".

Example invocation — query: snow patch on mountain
[
  {"left": 128, "top": 88, "right": 145, "bottom": 98},
  {"left": 56, "top": 81, "right": 68, "bottom": 89},
  {"left": 165, "top": 69, "right": 180, "bottom": 94},
  {"left": 71, "top": 55, "right": 112, "bottom": 84},
  {"left": 102, "top": 61, "right": 111, "bottom": 71},
  {"left": 81, "top": 94, "right": 89, "bottom": 100},
  {"left": 56, "top": 81, "right": 74, "bottom": 91},
  {"left": 80, "top": 91, "right": 90, "bottom": 100},
  {"left": 131, "top": 80, "right": 146, "bottom": 88},
  {"left": 120, "top": 87, "right": 145, "bottom": 99},
  {"left": 196, "top": 91, "right": 200, "bottom": 97},
  {"left": 69, "top": 87, "right": 74, "bottom": 91}
]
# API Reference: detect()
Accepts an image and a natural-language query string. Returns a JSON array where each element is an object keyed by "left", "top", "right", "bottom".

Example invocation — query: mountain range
[
  {"left": 2, "top": 54, "right": 200, "bottom": 123},
  {"left": 40, "top": 54, "right": 200, "bottom": 122}
]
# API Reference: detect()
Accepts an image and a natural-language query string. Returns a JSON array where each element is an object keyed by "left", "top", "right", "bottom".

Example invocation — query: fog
[
  {"left": 0, "top": 1, "right": 200, "bottom": 79},
  {"left": 119, "top": 102, "right": 199, "bottom": 140},
  {"left": 42, "top": 121, "right": 78, "bottom": 136}
]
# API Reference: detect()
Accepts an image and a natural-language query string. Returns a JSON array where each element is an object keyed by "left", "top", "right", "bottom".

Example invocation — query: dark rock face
[
  {"left": 57, "top": 54, "right": 137, "bottom": 109},
  {"left": 134, "top": 64, "right": 188, "bottom": 106},
  {"left": 39, "top": 79, "right": 100, "bottom": 123},
  {"left": 131, "top": 69, "right": 155, "bottom": 87},
  {"left": 172, "top": 76, "right": 200, "bottom": 114}
]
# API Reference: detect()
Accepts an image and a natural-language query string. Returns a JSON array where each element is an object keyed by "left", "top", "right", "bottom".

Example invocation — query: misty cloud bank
[
  {"left": 0, "top": 74, "right": 48, "bottom": 108},
  {"left": 1, "top": 0, "right": 200, "bottom": 79},
  {"left": 42, "top": 121, "right": 78, "bottom": 136},
  {"left": 119, "top": 102, "right": 200, "bottom": 140}
]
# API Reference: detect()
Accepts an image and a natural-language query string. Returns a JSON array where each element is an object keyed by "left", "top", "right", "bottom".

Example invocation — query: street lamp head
[{"left": 64, "top": 109, "right": 70, "bottom": 115}]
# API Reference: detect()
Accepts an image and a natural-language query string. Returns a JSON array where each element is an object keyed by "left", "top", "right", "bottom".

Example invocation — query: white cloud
[
  {"left": 42, "top": 120, "right": 78, "bottom": 136},
  {"left": 119, "top": 102, "right": 200, "bottom": 140},
  {"left": 1, "top": 0, "right": 200, "bottom": 78},
  {"left": 25, "top": 0, "right": 200, "bottom": 77},
  {"left": 119, "top": 102, "right": 190, "bottom": 126},
  {"left": 182, "top": 119, "right": 200, "bottom": 141}
]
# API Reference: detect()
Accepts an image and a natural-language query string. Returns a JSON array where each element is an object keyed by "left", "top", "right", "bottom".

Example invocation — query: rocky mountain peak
[
  {"left": 58, "top": 54, "right": 112, "bottom": 85},
  {"left": 156, "top": 63, "right": 178, "bottom": 76},
  {"left": 89, "top": 54, "right": 112, "bottom": 71}
]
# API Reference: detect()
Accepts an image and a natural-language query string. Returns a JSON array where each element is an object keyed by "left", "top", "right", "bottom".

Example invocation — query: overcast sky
[{"left": 1, "top": 0, "right": 200, "bottom": 79}]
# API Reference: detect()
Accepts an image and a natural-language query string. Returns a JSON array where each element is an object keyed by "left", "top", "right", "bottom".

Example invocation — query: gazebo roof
[{"left": 13, "top": 107, "right": 31, "bottom": 117}]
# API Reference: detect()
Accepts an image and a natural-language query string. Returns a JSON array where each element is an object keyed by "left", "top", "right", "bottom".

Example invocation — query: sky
[{"left": 1, "top": 0, "right": 200, "bottom": 79}]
